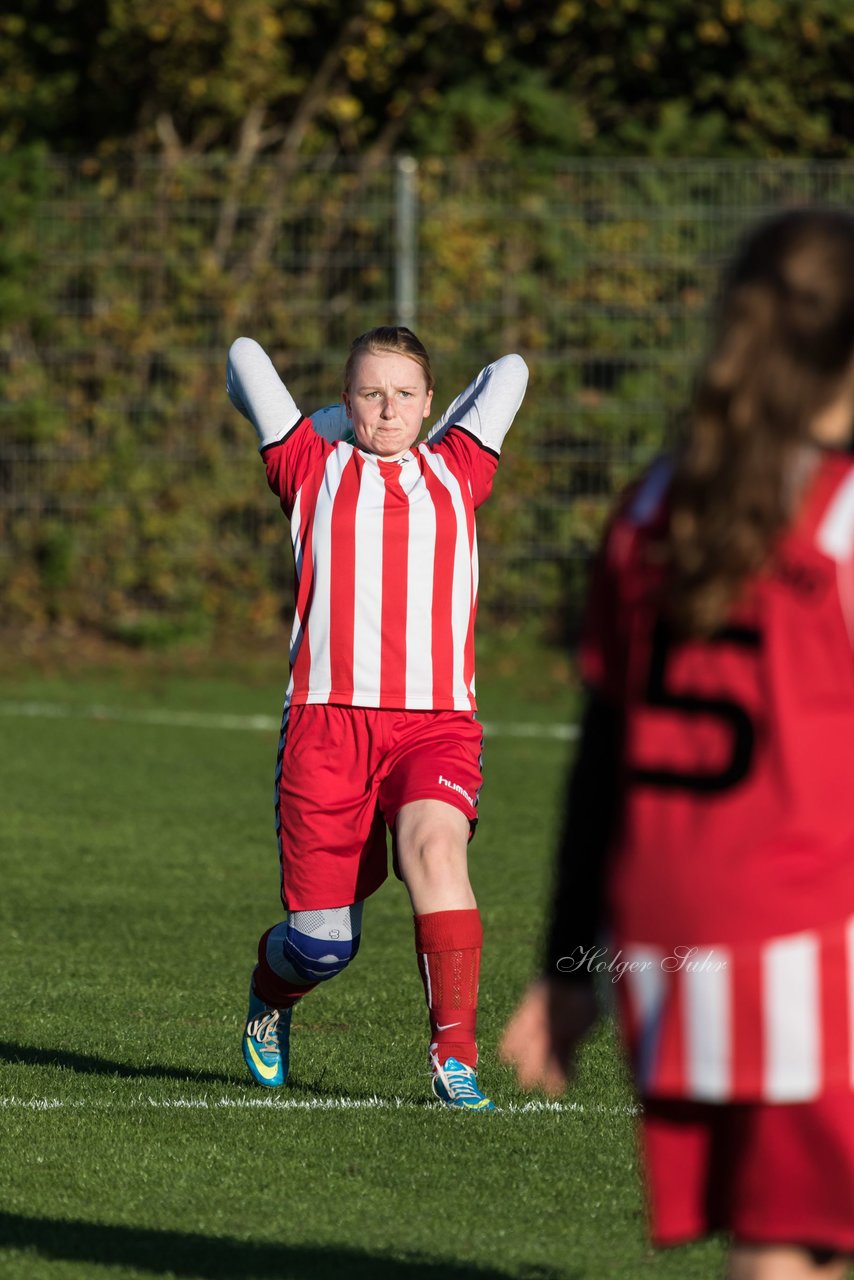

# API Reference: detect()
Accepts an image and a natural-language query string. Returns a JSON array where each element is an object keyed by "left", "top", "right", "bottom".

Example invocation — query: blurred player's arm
[
  {"left": 544, "top": 690, "right": 622, "bottom": 984},
  {"left": 499, "top": 689, "right": 621, "bottom": 1094}
]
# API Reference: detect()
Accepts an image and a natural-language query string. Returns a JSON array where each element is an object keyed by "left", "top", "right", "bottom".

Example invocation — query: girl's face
[{"left": 343, "top": 351, "right": 433, "bottom": 460}]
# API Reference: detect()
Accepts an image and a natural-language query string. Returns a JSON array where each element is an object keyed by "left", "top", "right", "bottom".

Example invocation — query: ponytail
[{"left": 664, "top": 209, "right": 854, "bottom": 636}]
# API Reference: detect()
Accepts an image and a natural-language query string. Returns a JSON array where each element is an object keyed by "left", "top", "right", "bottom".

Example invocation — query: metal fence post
[{"left": 395, "top": 155, "right": 418, "bottom": 329}]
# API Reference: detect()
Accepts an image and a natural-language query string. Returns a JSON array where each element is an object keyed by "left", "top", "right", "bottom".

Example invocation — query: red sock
[
  {"left": 252, "top": 926, "right": 317, "bottom": 1010},
  {"left": 414, "top": 908, "right": 482, "bottom": 1070}
]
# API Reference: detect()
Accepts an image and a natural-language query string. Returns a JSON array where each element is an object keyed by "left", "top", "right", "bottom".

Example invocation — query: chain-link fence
[{"left": 3, "top": 155, "right": 854, "bottom": 645}]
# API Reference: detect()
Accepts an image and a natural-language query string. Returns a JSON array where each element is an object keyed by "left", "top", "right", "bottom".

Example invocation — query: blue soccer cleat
[
  {"left": 242, "top": 979, "right": 292, "bottom": 1088},
  {"left": 431, "top": 1055, "right": 495, "bottom": 1111}
]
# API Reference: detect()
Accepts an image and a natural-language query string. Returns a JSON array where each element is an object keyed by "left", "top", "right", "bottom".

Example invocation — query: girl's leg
[
  {"left": 243, "top": 905, "right": 364, "bottom": 1088},
  {"left": 396, "top": 800, "right": 485, "bottom": 1078},
  {"left": 254, "top": 904, "right": 364, "bottom": 1006},
  {"left": 395, "top": 798, "right": 474, "bottom": 914}
]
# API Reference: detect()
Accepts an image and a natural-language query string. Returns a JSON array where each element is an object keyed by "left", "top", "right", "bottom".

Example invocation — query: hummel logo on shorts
[{"left": 437, "top": 775, "right": 474, "bottom": 806}]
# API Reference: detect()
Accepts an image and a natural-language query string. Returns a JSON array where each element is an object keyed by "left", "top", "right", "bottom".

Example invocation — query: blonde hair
[
  {"left": 664, "top": 208, "right": 854, "bottom": 636},
  {"left": 343, "top": 326, "right": 434, "bottom": 394}
]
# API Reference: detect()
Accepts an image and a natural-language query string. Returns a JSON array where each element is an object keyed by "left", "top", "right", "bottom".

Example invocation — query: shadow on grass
[
  {"left": 0, "top": 1040, "right": 448, "bottom": 1108},
  {"left": 0, "top": 1211, "right": 574, "bottom": 1280},
  {"left": 0, "top": 1042, "right": 490, "bottom": 1110},
  {"left": 0, "top": 1041, "right": 239, "bottom": 1086}
]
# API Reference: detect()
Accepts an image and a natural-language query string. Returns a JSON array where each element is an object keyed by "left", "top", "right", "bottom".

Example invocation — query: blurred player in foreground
[
  {"left": 501, "top": 208, "right": 854, "bottom": 1276},
  {"left": 228, "top": 327, "right": 527, "bottom": 1109}
]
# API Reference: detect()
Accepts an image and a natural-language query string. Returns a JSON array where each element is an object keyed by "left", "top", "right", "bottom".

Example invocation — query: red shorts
[
  {"left": 275, "top": 703, "right": 483, "bottom": 910},
  {"left": 641, "top": 1092, "right": 854, "bottom": 1252}
]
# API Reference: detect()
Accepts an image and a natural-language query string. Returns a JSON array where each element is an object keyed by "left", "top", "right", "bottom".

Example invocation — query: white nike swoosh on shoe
[{"left": 435, "top": 1021, "right": 461, "bottom": 1031}]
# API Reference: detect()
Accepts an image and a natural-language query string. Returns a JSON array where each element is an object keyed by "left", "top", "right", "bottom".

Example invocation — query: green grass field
[{"left": 0, "top": 657, "right": 727, "bottom": 1280}]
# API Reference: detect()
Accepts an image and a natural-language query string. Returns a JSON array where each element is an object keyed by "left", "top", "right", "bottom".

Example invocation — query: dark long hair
[{"left": 664, "top": 208, "right": 854, "bottom": 636}]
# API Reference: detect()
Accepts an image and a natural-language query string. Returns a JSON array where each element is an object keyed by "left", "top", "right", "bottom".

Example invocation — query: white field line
[
  {"left": 0, "top": 700, "right": 579, "bottom": 741},
  {"left": 0, "top": 1093, "right": 637, "bottom": 1116}
]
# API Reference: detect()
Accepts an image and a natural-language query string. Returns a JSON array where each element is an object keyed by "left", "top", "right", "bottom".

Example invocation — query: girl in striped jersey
[
  {"left": 228, "top": 327, "right": 528, "bottom": 1109},
  {"left": 501, "top": 209, "right": 854, "bottom": 1272}
]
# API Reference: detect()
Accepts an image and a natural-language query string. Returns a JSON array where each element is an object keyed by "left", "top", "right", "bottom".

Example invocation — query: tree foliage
[
  {"left": 2, "top": 2, "right": 853, "bottom": 648},
  {"left": 3, "top": 155, "right": 854, "bottom": 646},
  {"left": 1, "top": 0, "right": 852, "bottom": 162}
]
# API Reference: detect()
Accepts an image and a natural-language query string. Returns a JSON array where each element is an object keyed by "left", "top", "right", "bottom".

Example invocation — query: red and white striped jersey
[
  {"left": 616, "top": 918, "right": 854, "bottom": 1103},
  {"left": 267, "top": 422, "right": 492, "bottom": 710},
  {"left": 227, "top": 340, "right": 528, "bottom": 711},
  {"left": 583, "top": 450, "right": 854, "bottom": 1101}
]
